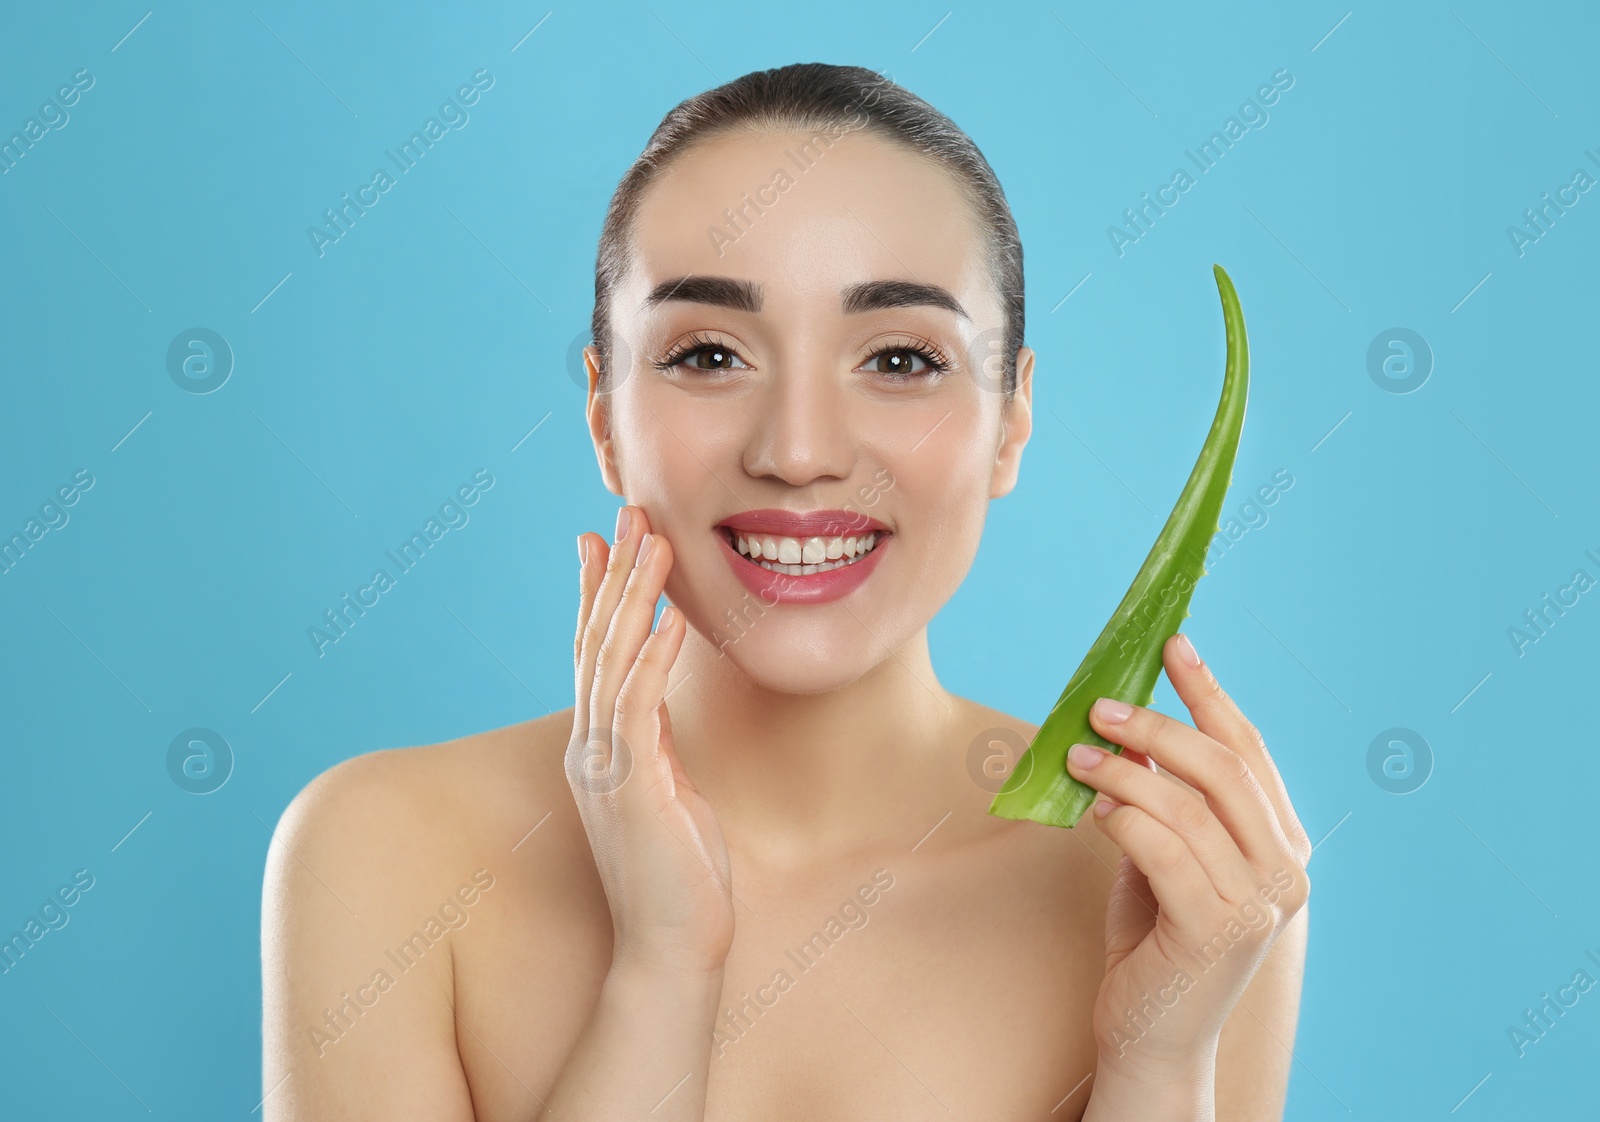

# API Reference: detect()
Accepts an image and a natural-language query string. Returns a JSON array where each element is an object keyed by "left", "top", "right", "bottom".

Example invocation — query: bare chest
[
  {"left": 453, "top": 839, "right": 1110, "bottom": 1121},
  {"left": 700, "top": 861, "right": 1104, "bottom": 1121}
]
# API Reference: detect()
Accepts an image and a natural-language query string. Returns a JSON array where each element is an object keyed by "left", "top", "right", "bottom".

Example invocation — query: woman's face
[{"left": 586, "top": 127, "right": 1033, "bottom": 695}]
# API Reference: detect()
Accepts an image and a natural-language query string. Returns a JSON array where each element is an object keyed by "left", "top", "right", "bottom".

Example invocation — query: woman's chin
[
  {"left": 733, "top": 655, "right": 883, "bottom": 697},
  {"left": 685, "top": 622, "right": 890, "bottom": 697}
]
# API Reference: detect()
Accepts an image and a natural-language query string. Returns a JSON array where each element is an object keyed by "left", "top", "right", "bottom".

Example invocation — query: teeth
[{"left": 730, "top": 530, "right": 880, "bottom": 575}]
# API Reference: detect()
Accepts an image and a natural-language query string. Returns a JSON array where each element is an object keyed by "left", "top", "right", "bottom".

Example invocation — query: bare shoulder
[
  {"left": 955, "top": 694, "right": 1040, "bottom": 742},
  {"left": 947, "top": 694, "right": 1126, "bottom": 873},
  {"left": 275, "top": 709, "right": 570, "bottom": 836},
  {"left": 261, "top": 709, "right": 590, "bottom": 1120},
  {"left": 264, "top": 710, "right": 577, "bottom": 920}
]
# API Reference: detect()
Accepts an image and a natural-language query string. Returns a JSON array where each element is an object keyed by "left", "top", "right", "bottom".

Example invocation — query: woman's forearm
[
  {"left": 542, "top": 958, "right": 724, "bottom": 1120},
  {"left": 1079, "top": 1047, "right": 1216, "bottom": 1122}
]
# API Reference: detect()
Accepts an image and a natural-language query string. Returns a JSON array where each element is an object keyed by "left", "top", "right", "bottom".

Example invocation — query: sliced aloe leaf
[{"left": 989, "top": 263, "right": 1250, "bottom": 828}]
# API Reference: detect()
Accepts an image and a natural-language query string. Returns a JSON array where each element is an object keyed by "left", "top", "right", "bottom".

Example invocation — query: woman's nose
[{"left": 740, "top": 362, "right": 854, "bottom": 486}]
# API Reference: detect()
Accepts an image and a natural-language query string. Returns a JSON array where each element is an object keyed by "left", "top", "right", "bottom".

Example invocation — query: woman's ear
[
  {"left": 990, "top": 345, "right": 1034, "bottom": 499},
  {"left": 584, "top": 344, "right": 624, "bottom": 496}
]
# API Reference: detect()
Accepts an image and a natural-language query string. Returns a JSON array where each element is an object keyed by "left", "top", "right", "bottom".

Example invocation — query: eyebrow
[{"left": 642, "top": 275, "right": 969, "bottom": 321}]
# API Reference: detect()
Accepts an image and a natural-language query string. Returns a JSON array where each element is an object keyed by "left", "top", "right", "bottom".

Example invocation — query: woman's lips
[
  {"left": 714, "top": 524, "right": 889, "bottom": 605},
  {"left": 716, "top": 508, "right": 889, "bottom": 538}
]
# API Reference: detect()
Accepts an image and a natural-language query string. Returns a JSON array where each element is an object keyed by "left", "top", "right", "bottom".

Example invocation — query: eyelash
[{"left": 651, "top": 332, "right": 953, "bottom": 382}]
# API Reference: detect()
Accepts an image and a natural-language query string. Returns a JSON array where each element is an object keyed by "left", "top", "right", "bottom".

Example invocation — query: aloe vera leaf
[{"left": 988, "top": 263, "right": 1250, "bottom": 829}]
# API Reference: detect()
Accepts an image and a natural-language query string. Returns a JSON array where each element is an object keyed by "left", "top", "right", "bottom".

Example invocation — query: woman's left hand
[{"left": 1068, "top": 632, "right": 1312, "bottom": 1085}]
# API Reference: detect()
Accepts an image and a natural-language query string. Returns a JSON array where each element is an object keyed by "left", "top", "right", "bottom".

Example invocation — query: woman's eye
[
  {"left": 657, "top": 342, "right": 943, "bottom": 378},
  {"left": 865, "top": 348, "right": 939, "bottom": 378},
  {"left": 670, "top": 344, "right": 747, "bottom": 371}
]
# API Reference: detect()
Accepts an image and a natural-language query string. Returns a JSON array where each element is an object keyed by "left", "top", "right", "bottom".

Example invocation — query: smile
[
  {"left": 727, "top": 530, "right": 880, "bottom": 575},
  {"left": 713, "top": 509, "right": 892, "bottom": 605}
]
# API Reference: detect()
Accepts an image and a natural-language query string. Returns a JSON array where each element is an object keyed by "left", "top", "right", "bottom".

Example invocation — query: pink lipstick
[{"left": 714, "top": 509, "right": 890, "bottom": 605}]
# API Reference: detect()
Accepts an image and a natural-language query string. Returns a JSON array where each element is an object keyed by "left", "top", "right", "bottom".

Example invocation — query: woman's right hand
[{"left": 570, "top": 504, "right": 735, "bottom": 980}]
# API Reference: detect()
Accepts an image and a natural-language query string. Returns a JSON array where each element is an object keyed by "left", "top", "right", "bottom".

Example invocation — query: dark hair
[{"left": 589, "top": 62, "right": 1024, "bottom": 399}]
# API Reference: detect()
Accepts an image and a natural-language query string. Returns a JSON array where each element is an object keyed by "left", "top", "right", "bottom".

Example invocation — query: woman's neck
[{"left": 663, "top": 624, "right": 967, "bottom": 870}]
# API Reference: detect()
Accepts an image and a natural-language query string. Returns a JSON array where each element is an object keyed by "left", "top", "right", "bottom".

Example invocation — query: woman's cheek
[
  {"left": 615, "top": 389, "right": 717, "bottom": 495},
  {"left": 882, "top": 462, "right": 986, "bottom": 590}
]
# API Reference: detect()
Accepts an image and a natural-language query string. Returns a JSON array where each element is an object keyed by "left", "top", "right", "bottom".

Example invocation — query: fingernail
[
  {"left": 637, "top": 533, "right": 654, "bottom": 565},
  {"left": 1095, "top": 697, "right": 1133, "bottom": 723},
  {"left": 1068, "top": 743, "right": 1105, "bottom": 770},
  {"left": 1093, "top": 797, "right": 1118, "bottom": 818},
  {"left": 614, "top": 506, "right": 631, "bottom": 543},
  {"left": 1175, "top": 633, "right": 1200, "bottom": 667},
  {"left": 657, "top": 604, "right": 676, "bottom": 632},
  {"left": 576, "top": 534, "right": 589, "bottom": 568}
]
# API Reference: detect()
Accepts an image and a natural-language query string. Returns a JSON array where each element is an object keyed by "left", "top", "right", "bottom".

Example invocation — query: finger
[
  {"left": 618, "top": 627, "right": 731, "bottom": 891},
  {"left": 569, "top": 531, "right": 611, "bottom": 792},
  {"left": 1068, "top": 743, "right": 1256, "bottom": 903},
  {"left": 573, "top": 522, "right": 620, "bottom": 708},
  {"left": 1121, "top": 746, "right": 1155, "bottom": 771},
  {"left": 655, "top": 692, "right": 732, "bottom": 888},
  {"left": 1164, "top": 634, "right": 1312, "bottom": 865},
  {"left": 613, "top": 602, "right": 687, "bottom": 808},
  {"left": 1090, "top": 801, "right": 1218, "bottom": 933},
  {"left": 1088, "top": 693, "right": 1294, "bottom": 874},
  {"left": 592, "top": 527, "right": 671, "bottom": 737},
  {"left": 574, "top": 532, "right": 608, "bottom": 670},
  {"left": 577, "top": 505, "right": 646, "bottom": 730},
  {"left": 654, "top": 694, "right": 700, "bottom": 798}
]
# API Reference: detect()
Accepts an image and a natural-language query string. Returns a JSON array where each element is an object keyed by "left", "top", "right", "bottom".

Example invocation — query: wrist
[
  {"left": 605, "top": 952, "right": 726, "bottom": 1018},
  {"left": 1083, "top": 1044, "right": 1216, "bottom": 1122},
  {"left": 610, "top": 934, "right": 730, "bottom": 980}
]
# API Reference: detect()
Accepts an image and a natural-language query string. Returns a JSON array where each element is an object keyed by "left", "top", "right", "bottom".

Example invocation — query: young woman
[{"left": 262, "top": 62, "right": 1310, "bottom": 1121}]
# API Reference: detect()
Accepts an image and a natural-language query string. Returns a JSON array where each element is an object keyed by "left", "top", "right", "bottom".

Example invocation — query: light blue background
[{"left": 2, "top": 1, "right": 1595, "bottom": 1116}]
